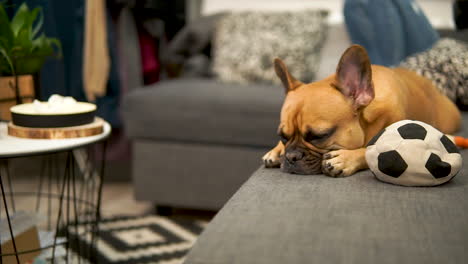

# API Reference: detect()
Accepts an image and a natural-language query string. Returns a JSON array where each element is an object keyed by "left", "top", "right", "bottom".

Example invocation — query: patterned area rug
[{"left": 67, "top": 215, "right": 207, "bottom": 264}]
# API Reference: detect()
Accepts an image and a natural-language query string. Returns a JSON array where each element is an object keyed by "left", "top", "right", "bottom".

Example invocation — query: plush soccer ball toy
[{"left": 365, "top": 120, "right": 463, "bottom": 187}]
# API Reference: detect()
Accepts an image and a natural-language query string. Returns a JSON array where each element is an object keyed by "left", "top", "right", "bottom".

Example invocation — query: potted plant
[{"left": 0, "top": 2, "right": 61, "bottom": 121}]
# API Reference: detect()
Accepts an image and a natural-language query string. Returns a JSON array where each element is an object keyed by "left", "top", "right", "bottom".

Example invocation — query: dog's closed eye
[{"left": 305, "top": 127, "right": 336, "bottom": 143}]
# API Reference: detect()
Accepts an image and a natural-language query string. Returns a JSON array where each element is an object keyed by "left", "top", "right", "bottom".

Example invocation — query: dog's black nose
[{"left": 285, "top": 150, "right": 304, "bottom": 163}]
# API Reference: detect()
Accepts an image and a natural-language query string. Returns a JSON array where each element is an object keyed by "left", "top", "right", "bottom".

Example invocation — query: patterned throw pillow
[
  {"left": 399, "top": 38, "right": 468, "bottom": 106},
  {"left": 213, "top": 10, "right": 328, "bottom": 85}
]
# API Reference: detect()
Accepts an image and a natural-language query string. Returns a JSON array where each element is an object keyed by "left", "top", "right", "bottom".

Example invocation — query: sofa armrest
[{"left": 185, "top": 164, "right": 468, "bottom": 264}]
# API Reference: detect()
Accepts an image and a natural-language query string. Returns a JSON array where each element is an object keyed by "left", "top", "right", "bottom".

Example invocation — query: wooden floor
[
  {"left": 1, "top": 179, "right": 152, "bottom": 219},
  {"left": 1, "top": 174, "right": 215, "bottom": 224},
  {"left": 100, "top": 182, "right": 153, "bottom": 216},
  {"left": 1, "top": 155, "right": 216, "bottom": 231},
  {"left": 1, "top": 176, "right": 212, "bottom": 264}
]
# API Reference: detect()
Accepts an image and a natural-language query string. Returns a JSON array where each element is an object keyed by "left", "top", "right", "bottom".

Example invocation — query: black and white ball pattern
[
  {"left": 213, "top": 10, "right": 328, "bottom": 85},
  {"left": 365, "top": 120, "right": 462, "bottom": 187},
  {"left": 399, "top": 38, "right": 468, "bottom": 106}
]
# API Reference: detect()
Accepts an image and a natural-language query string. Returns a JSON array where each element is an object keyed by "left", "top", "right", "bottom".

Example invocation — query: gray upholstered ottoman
[{"left": 184, "top": 163, "right": 468, "bottom": 263}]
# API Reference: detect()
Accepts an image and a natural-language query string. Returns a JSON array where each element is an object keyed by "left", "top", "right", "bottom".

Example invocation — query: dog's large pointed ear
[
  {"left": 335, "top": 45, "right": 374, "bottom": 108},
  {"left": 274, "top": 58, "right": 302, "bottom": 93}
]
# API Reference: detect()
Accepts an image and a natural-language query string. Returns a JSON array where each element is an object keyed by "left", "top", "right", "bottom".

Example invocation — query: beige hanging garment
[{"left": 83, "top": 0, "right": 110, "bottom": 101}]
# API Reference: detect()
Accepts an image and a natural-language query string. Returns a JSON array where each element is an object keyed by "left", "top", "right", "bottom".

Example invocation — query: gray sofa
[
  {"left": 122, "top": 78, "right": 283, "bottom": 210},
  {"left": 122, "top": 16, "right": 352, "bottom": 211},
  {"left": 122, "top": 12, "right": 467, "bottom": 212},
  {"left": 183, "top": 114, "right": 468, "bottom": 264},
  {"left": 184, "top": 154, "right": 468, "bottom": 264}
]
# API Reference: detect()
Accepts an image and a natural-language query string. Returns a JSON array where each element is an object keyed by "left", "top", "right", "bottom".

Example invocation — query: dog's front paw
[
  {"left": 262, "top": 141, "right": 285, "bottom": 168},
  {"left": 322, "top": 148, "right": 367, "bottom": 177},
  {"left": 262, "top": 149, "right": 281, "bottom": 168}
]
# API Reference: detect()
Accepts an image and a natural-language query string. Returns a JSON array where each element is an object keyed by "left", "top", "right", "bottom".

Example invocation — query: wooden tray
[{"left": 8, "top": 117, "right": 104, "bottom": 139}]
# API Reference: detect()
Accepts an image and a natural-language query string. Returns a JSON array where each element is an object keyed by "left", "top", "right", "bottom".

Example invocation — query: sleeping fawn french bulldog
[{"left": 263, "top": 44, "right": 461, "bottom": 177}]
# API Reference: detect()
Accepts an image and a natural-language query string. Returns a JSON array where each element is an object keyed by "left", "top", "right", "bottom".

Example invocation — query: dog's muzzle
[{"left": 281, "top": 148, "right": 322, "bottom": 175}]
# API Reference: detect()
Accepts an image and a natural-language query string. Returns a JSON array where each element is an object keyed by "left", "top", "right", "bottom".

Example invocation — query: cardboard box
[{"left": 1, "top": 212, "right": 42, "bottom": 264}]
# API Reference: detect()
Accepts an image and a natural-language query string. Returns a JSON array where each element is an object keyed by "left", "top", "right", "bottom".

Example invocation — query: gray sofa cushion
[
  {"left": 185, "top": 165, "right": 468, "bottom": 264},
  {"left": 132, "top": 140, "right": 264, "bottom": 210},
  {"left": 399, "top": 38, "right": 468, "bottom": 106},
  {"left": 165, "top": 13, "right": 226, "bottom": 65},
  {"left": 213, "top": 10, "right": 328, "bottom": 85},
  {"left": 184, "top": 113, "right": 468, "bottom": 264},
  {"left": 122, "top": 78, "right": 284, "bottom": 147}
]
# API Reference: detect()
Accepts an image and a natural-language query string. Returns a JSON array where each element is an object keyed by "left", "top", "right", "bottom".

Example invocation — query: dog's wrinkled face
[
  {"left": 275, "top": 45, "right": 374, "bottom": 174},
  {"left": 278, "top": 83, "right": 366, "bottom": 174}
]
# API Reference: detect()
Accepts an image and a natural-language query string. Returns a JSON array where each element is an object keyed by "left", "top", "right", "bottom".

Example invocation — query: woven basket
[{"left": 0, "top": 75, "right": 35, "bottom": 121}]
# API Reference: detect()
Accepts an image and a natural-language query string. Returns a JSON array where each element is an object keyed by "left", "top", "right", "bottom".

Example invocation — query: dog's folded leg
[
  {"left": 262, "top": 141, "right": 285, "bottom": 168},
  {"left": 322, "top": 148, "right": 368, "bottom": 177}
]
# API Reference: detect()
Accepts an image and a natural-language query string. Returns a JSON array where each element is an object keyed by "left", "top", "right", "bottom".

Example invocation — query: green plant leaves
[
  {"left": 0, "top": 45, "right": 14, "bottom": 75},
  {"left": 10, "top": 3, "right": 35, "bottom": 36},
  {"left": 32, "top": 8, "right": 43, "bottom": 38},
  {"left": 0, "top": 2, "right": 61, "bottom": 75},
  {"left": 15, "top": 22, "right": 32, "bottom": 50},
  {"left": 0, "top": 4, "right": 14, "bottom": 74},
  {"left": 0, "top": 4, "right": 14, "bottom": 49}
]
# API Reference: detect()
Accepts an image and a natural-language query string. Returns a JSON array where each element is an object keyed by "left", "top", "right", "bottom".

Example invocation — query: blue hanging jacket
[{"left": 344, "top": 0, "right": 439, "bottom": 66}]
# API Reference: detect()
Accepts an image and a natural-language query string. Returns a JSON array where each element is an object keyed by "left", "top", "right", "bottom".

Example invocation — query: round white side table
[
  {"left": 0, "top": 121, "right": 111, "bottom": 158},
  {"left": 0, "top": 120, "right": 111, "bottom": 264}
]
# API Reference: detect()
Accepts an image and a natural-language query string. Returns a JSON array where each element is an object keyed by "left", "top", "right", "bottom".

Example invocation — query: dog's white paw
[
  {"left": 262, "top": 149, "right": 281, "bottom": 168},
  {"left": 322, "top": 149, "right": 366, "bottom": 177}
]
